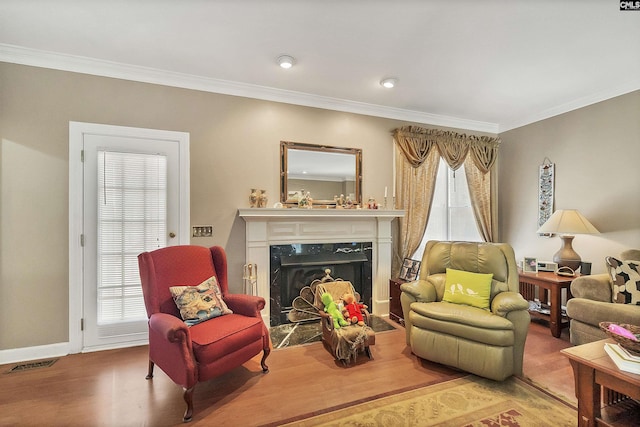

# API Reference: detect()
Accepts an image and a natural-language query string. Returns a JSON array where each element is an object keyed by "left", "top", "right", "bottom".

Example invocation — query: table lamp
[{"left": 536, "top": 209, "right": 599, "bottom": 272}]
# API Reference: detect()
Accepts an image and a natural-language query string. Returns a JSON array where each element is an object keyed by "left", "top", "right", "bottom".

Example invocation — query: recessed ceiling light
[
  {"left": 277, "top": 55, "right": 295, "bottom": 69},
  {"left": 380, "top": 78, "right": 397, "bottom": 88}
]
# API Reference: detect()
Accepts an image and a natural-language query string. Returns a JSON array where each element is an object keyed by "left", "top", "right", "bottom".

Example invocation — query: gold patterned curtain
[
  {"left": 464, "top": 155, "right": 495, "bottom": 242},
  {"left": 393, "top": 145, "right": 440, "bottom": 275},
  {"left": 469, "top": 136, "right": 500, "bottom": 173},
  {"left": 391, "top": 126, "right": 500, "bottom": 276},
  {"left": 436, "top": 133, "right": 468, "bottom": 171},
  {"left": 394, "top": 125, "right": 437, "bottom": 167}
]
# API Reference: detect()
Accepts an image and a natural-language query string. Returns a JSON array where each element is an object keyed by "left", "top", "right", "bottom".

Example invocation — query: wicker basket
[{"left": 599, "top": 322, "right": 640, "bottom": 356}]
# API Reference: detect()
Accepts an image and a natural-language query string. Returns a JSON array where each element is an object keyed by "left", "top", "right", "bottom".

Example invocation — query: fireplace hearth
[{"left": 270, "top": 242, "right": 372, "bottom": 326}]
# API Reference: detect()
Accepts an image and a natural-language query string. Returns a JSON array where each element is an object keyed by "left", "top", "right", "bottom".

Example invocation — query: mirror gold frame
[{"left": 280, "top": 141, "right": 362, "bottom": 207}]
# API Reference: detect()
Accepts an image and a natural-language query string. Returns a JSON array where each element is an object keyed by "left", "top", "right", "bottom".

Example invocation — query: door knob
[{"left": 169, "top": 232, "right": 176, "bottom": 238}]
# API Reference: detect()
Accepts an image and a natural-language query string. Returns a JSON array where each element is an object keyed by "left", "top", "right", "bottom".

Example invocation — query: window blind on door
[{"left": 97, "top": 151, "right": 167, "bottom": 324}]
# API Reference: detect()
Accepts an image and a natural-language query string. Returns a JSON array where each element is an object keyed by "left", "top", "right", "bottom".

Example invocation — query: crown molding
[
  {"left": 0, "top": 43, "right": 500, "bottom": 133},
  {"left": 3, "top": 43, "right": 636, "bottom": 135},
  {"left": 3, "top": 44, "right": 637, "bottom": 135},
  {"left": 499, "top": 79, "right": 640, "bottom": 133}
]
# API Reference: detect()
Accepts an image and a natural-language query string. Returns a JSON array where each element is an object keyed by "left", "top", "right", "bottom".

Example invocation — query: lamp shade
[
  {"left": 536, "top": 209, "right": 599, "bottom": 272},
  {"left": 536, "top": 209, "right": 599, "bottom": 235}
]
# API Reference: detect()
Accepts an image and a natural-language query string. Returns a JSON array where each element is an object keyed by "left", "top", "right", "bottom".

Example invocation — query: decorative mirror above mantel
[{"left": 280, "top": 141, "right": 362, "bottom": 207}]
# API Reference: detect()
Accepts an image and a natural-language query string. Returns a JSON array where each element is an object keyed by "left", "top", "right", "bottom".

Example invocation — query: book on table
[{"left": 603, "top": 342, "right": 640, "bottom": 375}]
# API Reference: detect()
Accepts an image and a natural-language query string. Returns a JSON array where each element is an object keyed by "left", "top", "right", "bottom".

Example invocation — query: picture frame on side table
[
  {"left": 523, "top": 257, "right": 538, "bottom": 273},
  {"left": 400, "top": 258, "right": 421, "bottom": 281}
]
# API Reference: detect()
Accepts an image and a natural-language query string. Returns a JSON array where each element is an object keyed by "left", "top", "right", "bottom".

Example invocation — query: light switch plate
[{"left": 192, "top": 225, "right": 213, "bottom": 237}]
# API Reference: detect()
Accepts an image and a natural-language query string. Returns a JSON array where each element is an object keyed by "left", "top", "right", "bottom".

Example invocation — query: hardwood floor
[
  {"left": 0, "top": 319, "right": 575, "bottom": 426},
  {"left": 523, "top": 318, "right": 576, "bottom": 404}
]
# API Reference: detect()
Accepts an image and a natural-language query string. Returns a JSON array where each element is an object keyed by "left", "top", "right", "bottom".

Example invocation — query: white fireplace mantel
[{"left": 238, "top": 208, "right": 404, "bottom": 326}]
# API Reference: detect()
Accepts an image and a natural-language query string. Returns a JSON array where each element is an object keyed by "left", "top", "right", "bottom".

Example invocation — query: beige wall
[
  {"left": 499, "top": 91, "right": 640, "bottom": 275},
  {"left": 1, "top": 62, "right": 494, "bottom": 351},
  {"left": 2, "top": 60, "right": 636, "bottom": 353}
]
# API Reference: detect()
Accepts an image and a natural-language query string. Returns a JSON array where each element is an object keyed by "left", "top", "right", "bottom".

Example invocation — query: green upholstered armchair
[
  {"left": 400, "top": 241, "right": 530, "bottom": 381},
  {"left": 566, "top": 249, "right": 640, "bottom": 345}
]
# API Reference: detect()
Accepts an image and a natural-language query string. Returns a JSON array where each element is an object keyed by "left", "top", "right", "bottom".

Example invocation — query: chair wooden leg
[
  {"left": 261, "top": 347, "right": 270, "bottom": 373},
  {"left": 145, "top": 360, "right": 154, "bottom": 379},
  {"left": 183, "top": 386, "right": 194, "bottom": 423},
  {"left": 365, "top": 346, "right": 373, "bottom": 360}
]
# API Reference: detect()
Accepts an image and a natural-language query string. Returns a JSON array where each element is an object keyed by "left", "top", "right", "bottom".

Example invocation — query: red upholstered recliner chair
[{"left": 138, "top": 245, "right": 270, "bottom": 422}]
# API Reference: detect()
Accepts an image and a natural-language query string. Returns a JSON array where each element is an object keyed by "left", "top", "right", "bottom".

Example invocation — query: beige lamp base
[{"left": 553, "top": 235, "right": 581, "bottom": 272}]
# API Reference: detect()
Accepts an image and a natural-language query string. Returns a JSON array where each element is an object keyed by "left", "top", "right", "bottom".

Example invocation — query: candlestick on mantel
[{"left": 384, "top": 186, "right": 388, "bottom": 198}]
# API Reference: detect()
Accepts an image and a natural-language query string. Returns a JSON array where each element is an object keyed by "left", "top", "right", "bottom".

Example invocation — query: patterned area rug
[{"left": 277, "top": 375, "right": 576, "bottom": 427}]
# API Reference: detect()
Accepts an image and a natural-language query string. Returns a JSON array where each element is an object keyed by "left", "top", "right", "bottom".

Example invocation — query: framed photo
[
  {"left": 399, "top": 258, "right": 421, "bottom": 281},
  {"left": 523, "top": 257, "right": 538, "bottom": 273}
]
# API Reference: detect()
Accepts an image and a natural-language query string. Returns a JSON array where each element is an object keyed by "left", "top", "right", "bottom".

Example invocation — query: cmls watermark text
[{"left": 620, "top": 1, "right": 640, "bottom": 10}]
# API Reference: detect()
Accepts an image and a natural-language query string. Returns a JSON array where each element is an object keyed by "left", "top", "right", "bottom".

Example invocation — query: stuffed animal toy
[
  {"left": 342, "top": 293, "right": 367, "bottom": 326},
  {"left": 321, "top": 292, "right": 349, "bottom": 329}
]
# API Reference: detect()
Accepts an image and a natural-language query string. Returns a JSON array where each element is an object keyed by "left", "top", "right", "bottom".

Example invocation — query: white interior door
[{"left": 69, "top": 122, "right": 189, "bottom": 352}]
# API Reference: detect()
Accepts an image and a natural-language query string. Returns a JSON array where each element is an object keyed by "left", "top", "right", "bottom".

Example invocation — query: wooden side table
[
  {"left": 518, "top": 270, "right": 576, "bottom": 338},
  {"left": 389, "top": 278, "right": 407, "bottom": 326},
  {"left": 562, "top": 339, "right": 640, "bottom": 426}
]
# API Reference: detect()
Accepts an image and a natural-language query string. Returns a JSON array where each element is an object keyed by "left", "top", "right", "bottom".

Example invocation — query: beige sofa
[
  {"left": 565, "top": 249, "right": 640, "bottom": 345},
  {"left": 400, "top": 241, "right": 530, "bottom": 381}
]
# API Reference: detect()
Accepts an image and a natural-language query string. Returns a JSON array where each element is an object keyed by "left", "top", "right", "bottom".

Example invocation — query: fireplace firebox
[{"left": 269, "top": 242, "right": 372, "bottom": 326}]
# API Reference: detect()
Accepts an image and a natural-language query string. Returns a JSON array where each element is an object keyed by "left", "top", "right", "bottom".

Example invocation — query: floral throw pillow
[
  {"left": 170, "top": 276, "right": 233, "bottom": 326},
  {"left": 606, "top": 257, "right": 640, "bottom": 305}
]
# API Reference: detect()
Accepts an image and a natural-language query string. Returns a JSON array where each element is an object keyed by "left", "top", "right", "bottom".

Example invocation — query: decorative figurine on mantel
[
  {"left": 298, "top": 189, "right": 312, "bottom": 209},
  {"left": 367, "top": 196, "right": 378, "bottom": 209},
  {"left": 249, "top": 188, "right": 259, "bottom": 208},
  {"left": 249, "top": 189, "right": 268, "bottom": 208},
  {"left": 345, "top": 196, "right": 353, "bottom": 209},
  {"left": 335, "top": 194, "right": 356, "bottom": 209},
  {"left": 258, "top": 190, "right": 268, "bottom": 208}
]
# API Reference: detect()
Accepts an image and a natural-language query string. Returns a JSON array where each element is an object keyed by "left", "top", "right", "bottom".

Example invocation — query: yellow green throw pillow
[{"left": 442, "top": 268, "right": 493, "bottom": 310}]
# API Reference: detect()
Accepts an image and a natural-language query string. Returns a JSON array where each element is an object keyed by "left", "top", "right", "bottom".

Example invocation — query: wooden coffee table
[{"left": 562, "top": 339, "right": 640, "bottom": 426}]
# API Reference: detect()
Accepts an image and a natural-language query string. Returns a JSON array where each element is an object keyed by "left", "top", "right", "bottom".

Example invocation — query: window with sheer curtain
[
  {"left": 412, "top": 158, "right": 482, "bottom": 261},
  {"left": 97, "top": 151, "right": 167, "bottom": 324}
]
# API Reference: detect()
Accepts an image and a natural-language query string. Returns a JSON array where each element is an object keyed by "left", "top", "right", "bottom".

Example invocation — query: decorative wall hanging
[{"left": 538, "top": 158, "right": 554, "bottom": 237}]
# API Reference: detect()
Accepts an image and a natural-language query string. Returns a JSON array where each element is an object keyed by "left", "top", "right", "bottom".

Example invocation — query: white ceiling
[{"left": 1, "top": 1, "right": 638, "bottom": 133}]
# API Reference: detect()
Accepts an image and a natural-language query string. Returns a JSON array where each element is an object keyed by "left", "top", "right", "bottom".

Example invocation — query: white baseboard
[
  {"left": 0, "top": 342, "right": 71, "bottom": 365},
  {"left": 81, "top": 338, "right": 148, "bottom": 354},
  {"left": 0, "top": 338, "right": 149, "bottom": 365}
]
